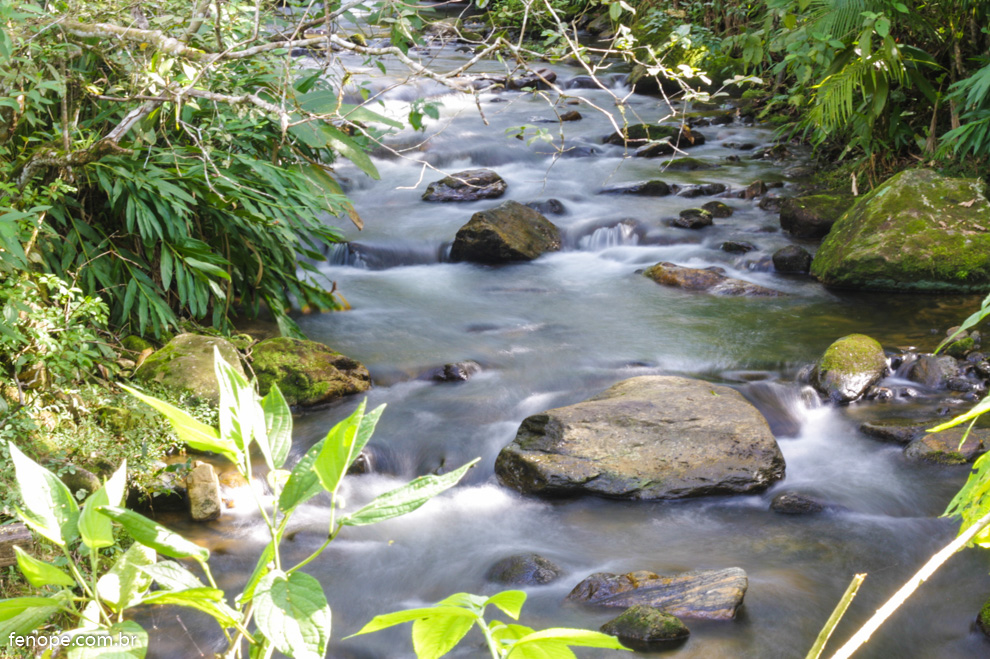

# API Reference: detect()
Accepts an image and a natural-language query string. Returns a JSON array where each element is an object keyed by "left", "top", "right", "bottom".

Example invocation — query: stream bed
[{"left": 146, "top": 27, "right": 990, "bottom": 659}]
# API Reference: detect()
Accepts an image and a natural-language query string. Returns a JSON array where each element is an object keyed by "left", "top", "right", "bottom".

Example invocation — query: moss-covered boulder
[
  {"left": 450, "top": 201, "right": 561, "bottom": 264},
  {"left": 811, "top": 334, "right": 888, "bottom": 404},
  {"left": 779, "top": 194, "right": 855, "bottom": 239},
  {"left": 251, "top": 337, "right": 370, "bottom": 407},
  {"left": 978, "top": 595, "right": 990, "bottom": 638},
  {"left": 811, "top": 169, "right": 990, "bottom": 291},
  {"left": 904, "top": 428, "right": 988, "bottom": 465},
  {"left": 600, "top": 605, "right": 690, "bottom": 647},
  {"left": 133, "top": 334, "right": 245, "bottom": 403}
]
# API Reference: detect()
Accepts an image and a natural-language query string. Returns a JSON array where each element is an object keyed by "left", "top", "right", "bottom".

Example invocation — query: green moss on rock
[
  {"left": 120, "top": 335, "right": 154, "bottom": 354},
  {"left": 812, "top": 334, "right": 887, "bottom": 403},
  {"left": 600, "top": 605, "right": 690, "bottom": 645},
  {"left": 979, "top": 596, "right": 990, "bottom": 637},
  {"left": 811, "top": 169, "right": 990, "bottom": 292},
  {"left": 251, "top": 337, "right": 370, "bottom": 407},
  {"left": 133, "top": 334, "right": 245, "bottom": 404}
]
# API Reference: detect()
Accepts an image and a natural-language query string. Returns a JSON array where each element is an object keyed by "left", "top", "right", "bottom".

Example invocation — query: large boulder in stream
[
  {"left": 251, "top": 337, "right": 371, "bottom": 407},
  {"left": 450, "top": 201, "right": 561, "bottom": 263},
  {"left": 566, "top": 567, "right": 748, "bottom": 620},
  {"left": 422, "top": 169, "right": 507, "bottom": 202},
  {"left": 811, "top": 169, "right": 990, "bottom": 292},
  {"left": 134, "top": 333, "right": 245, "bottom": 403},
  {"left": 904, "top": 428, "right": 989, "bottom": 465},
  {"left": 494, "top": 376, "right": 785, "bottom": 500},
  {"left": 643, "top": 262, "right": 782, "bottom": 297},
  {"left": 779, "top": 194, "right": 855, "bottom": 240},
  {"left": 810, "top": 334, "right": 888, "bottom": 404}
]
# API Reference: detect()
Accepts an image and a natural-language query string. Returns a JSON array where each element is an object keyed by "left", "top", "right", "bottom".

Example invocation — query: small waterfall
[
  {"left": 325, "top": 242, "right": 368, "bottom": 268},
  {"left": 740, "top": 380, "right": 818, "bottom": 438},
  {"left": 577, "top": 222, "right": 640, "bottom": 251},
  {"left": 325, "top": 241, "right": 450, "bottom": 269}
]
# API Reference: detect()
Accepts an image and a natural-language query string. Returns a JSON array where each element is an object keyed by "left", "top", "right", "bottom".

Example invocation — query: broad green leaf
[
  {"left": 0, "top": 593, "right": 69, "bottom": 642},
  {"left": 139, "top": 561, "right": 206, "bottom": 591},
  {"left": 261, "top": 384, "right": 293, "bottom": 470},
  {"left": 238, "top": 540, "right": 275, "bottom": 606},
  {"left": 138, "top": 588, "right": 240, "bottom": 627},
  {"left": 278, "top": 436, "right": 329, "bottom": 513},
  {"left": 490, "top": 621, "right": 535, "bottom": 644},
  {"left": 97, "top": 543, "right": 156, "bottom": 612},
  {"left": 120, "top": 385, "right": 238, "bottom": 463},
  {"left": 505, "top": 640, "right": 576, "bottom": 659},
  {"left": 0, "top": 595, "right": 68, "bottom": 621},
  {"left": 508, "top": 628, "right": 630, "bottom": 655},
  {"left": 485, "top": 590, "right": 526, "bottom": 620},
  {"left": 9, "top": 443, "right": 79, "bottom": 546},
  {"left": 315, "top": 400, "right": 367, "bottom": 495},
  {"left": 79, "top": 460, "right": 126, "bottom": 551},
  {"left": 340, "top": 459, "right": 478, "bottom": 527},
  {"left": 435, "top": 592, "right": 487, "bottom": 611},
  {"left": 928, "top": 396, "right": 990, "bottom": 433},
  {"left": 65, "top": 621, "right": 148, "bottom": 659},
  {"left": 412, "top": 611, "right": 475, "bottom": 659},
  {"left": 254, "top": 571, "right": 331, "bottom": 659},
  {"left": 347, "top": 606, "right": 475, "bottom": 637},
  {"left": 13, "top": 546, "right": 76, "bottom": 588},
  {"left": 97, "top": 506, "right": 209, "bottom": 562},
  {"left": 214, "top": 347, "right": 262, "bottom": 455}
]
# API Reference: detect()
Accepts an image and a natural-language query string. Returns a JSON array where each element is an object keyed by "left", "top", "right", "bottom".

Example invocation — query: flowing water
[{"left": 145, "top": 27, "right": 990, "bottom": 659}]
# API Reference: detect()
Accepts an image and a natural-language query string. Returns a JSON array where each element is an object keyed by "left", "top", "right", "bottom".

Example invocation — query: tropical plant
[{"left": 0, "top": 349, "right": 477, "bottom": 657}]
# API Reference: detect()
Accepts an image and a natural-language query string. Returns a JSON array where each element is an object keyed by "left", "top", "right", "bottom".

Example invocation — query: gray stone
[
  {"left": 773, "top": 246, "right": 813, "bottom": 274},
  {"left": 644, "top": 262, "right": 782, "bottom": 297},
  {"left": 909, "top": 355, "right": 960, "bottom": 389},
  {"left": 422, "top": 169, "right": 507, "bottom": 202},
  {"left": 904, "top": 428, "right": 988, "bottom": 465},
  {"left": 673, "top": 209, "right": 713, "bottom": 229},
  {"left": 779, "top": 195, "right": 854, "bottom": 240},
  {"left": 486, "top": 553, "right": 562, "bottom": 585},
  {"left": 495, "top": 376, "right": 785, "bottom": 500},
  {"left": 450, "top": 201, "right": 561, "bottom": 263},
  {"left": 860, "top": 421, "right": 928, "bottom": 445},
  {"left": 721, "top": 241, "right": 756, "bottom": 254},
  {"left": 810, "top": 334, "right": 888, "bottom": 404},
  {"left": 599, "top": 180, "right": 671, "bottom": 197},
  {"left": 187, "top": 461, "right": 222, "bottom": 522},
  {"left": 252, "top": 338, "right": 371, "bottom": 407},
  {"left": 771, "top": 492, "right": 827, "bottom": 515},
  {"left": 0, "top": 523, "right": 33, "bottom": 568}
]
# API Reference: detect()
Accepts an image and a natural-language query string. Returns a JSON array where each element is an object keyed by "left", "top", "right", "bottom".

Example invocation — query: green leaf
[
  {"left": 97, "top": 543, "right": 156, "bottom": 612},
  {"left": 139, "top": 561, "right": 207, "bottom": 591},
  {"left": 64, "top": 620, "right": 149, "bottom": 659},
  {"left": 13, "top": 546, "right": 76, "bottom": 588},
  {"left": 340, "top": 459, "right": 478, "bottom": 527},
  {"left": 485, "top": 590, "right": 526, "bottom": 620},
  {"left": 120, "top": 385, "right": 238, "bottom": 463},
  {"left": 928, "top": 395, "right": 990, "bottom": 433},
  {"left": 138, "top": 588, "right": 240, "bottom": 628},
  {"left": 347, "top": 606, "right": 474, "bottom": 638},
  {"left": 505, "top": 640, "right": 576, "bottom": 659},
  {"left": 261, "top": 385, "right": 293, "bottom": 470},
  {"left": 9, "top": 443, "right": 79, "bottom": 546},
  {"left": 79, "top": 461, "right": 127, "bottom": 550},
  {"left": 214, "top": 347, "right": 261, "bottom": 455},
  {"left": 507, "top": 628, "right": 630, "bottom": 656},
  {"left": 412, "top": 611, "right": 476, "bottom": 659},
  {"left": 314, "top": 400, "right": 367, "bottom": 494},
  {"left": 254, "top": 571, "right": 332, "bottom": 659},
  {"left": 278, "top": 437, "right": 328, "bottom": 513},
  {"left": 0, "top": 593, "right": 70, "bottom": 642},
  {"left": 238, "top": 540, "right": 275, "bottom": 606},
  {"left": 97, "top": 506, "right": 209, "bottom": 562}
]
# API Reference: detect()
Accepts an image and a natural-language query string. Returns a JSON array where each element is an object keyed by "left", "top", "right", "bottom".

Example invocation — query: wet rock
[
  {"left": 61, "top": 466, "right": 102, "bottom": 499},
  {"left": 904, "top": 428, "right": 988, "bottom": 465},
  {"left": 599, "top": 180, "right": 671, "bottom": 197},
  {"left": 811, "top": 169, "right": 990, "bottom": 293},
  {"left": 773, "top": 246, "right": 813, "bottom": 274},
  {"left": 744, "top": 180, "right": 767, "bottom": 200},
  {"left": 0, "top": 523, "right": 33, "bottom": 568},
  {"left": 978, "top": 595, "right": 990, "bottom": 638},
  {"left": 603, "top": 123, "right": 681, "bottom": 146},
  {"left": 677, "top": 183, "right": 727, "bottom": 198},
  {"left": 525, "top": 199, "right": 566, "bottom": 215},
  {"left": 506, "top": 67, "right": 557, "bottom": 90},
  {"left": 662, "top": 157, "right": 719, "bottom": 171},
  {"left": 486, "top": 553, "right": 562, "bottom": 585},
  {"left": 566, "top": 567, "right": 748, "bottom": 620},
  {"left": 779, "top": 195, "right": 855, "bottom": 240},
  {"left": 644, "top": 262, "right": 782, "bottom": 297},
  {"left": 672, "top": 209, "right": 713, "bottom": 229},
  {"left": 810, "top": 334, "right": 888, "bottom": 404},
  {"left": 600, "top": 605, "right": 690, "bottom": 647},
  {"left": 495, "top": 376, "right": 785, "bottom": 500},
  {"left": 252, "top": 337, "right": 371, "bottom": 407},
  {"left": 721, "top": 241, "right": 756, "bottom": 254},
  {"left": 758, "top": 194, "right": 786, "bottom": 212},
  {"left": 944, "top": 337, "right": 976, "bottom": 358},
  {"left": 187, "top": 461, "right": 222, "bottom": 522},
  {"left": 771, "top": 492, "right": 827, "bottom": 515},
  {"left": 423, "top": 361, "right": 481, "bottom": 382},
  {"left": 702, "top": 201, "right": 734, "bottom": 218},
  {"left": 860, "top": 421, "right": 928, "bottom": 445},
  {"left": 634, "top": 132, "right": 706, "bottom": 157},
  {"left": 559, "top": 110, "right": 582, "bottom": 121},
  {"left": 134, "top": 334, "right": 246, "bottom": 404},
  {"left": 422, "top": 169, "right": 507, "bottom": 202},
  {"left": 909, "top": 355, "right": 960, "bottom": 389},
  {"left": 450, "top": 200, "right": 561, "bottom": 263},
  {"left": 724, "top": 141, "right": 757, "bottom": 151}
]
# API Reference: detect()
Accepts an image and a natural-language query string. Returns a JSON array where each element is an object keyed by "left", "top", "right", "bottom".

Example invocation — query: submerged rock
[
  {"left": 721, "top": 241, "right": 756, "bottom": 254},
  {"left": 643, "top": 262, "right": 782, "bottom": 297},
  {"left": 702, "top": 201, "right": 734, "bottom": 218},
  {"left": 810, "top": 334, "right": 888, "bottom": 404},
  {"left": 599, "top": 180, "right": 671, "bottom": 197},
  {"left": 860, "top": 420, "right": 928, "bottom": 445},
  {"left": 134, "top": 334, "right": 245, "bottom": 404},
  {"left": 252, "top": 337, "right": 371, "bottom": 407},
  {"left": 422, "top": 169, "right": 507, "bottom": 202},
  {"left": 486, "top": 553, "right": 562, "bottom": 585},
  {"left": 904, "top": 428, "right": 988, "bottom": 465},
  {"left": 600, "top": 605, "right": 690, "bottom": 646},
  {"left": 771, "top": 492, "right": 827, "bottom": 515},
  {"left": 811, "top": 169, "right": 990, "bottom": 292},
  {"left": 673, "top": 209, "right": 713, "bottom": 229},
  {"left": 495, "top": 376, "right": 785, "bottom": 500},
  {"left": 779, "top": 194, "right": 855, "bottom": 240},
  {"left": 566, "top": 567, "right": 748, "bottom": 620},
  {"left": 525, "top": 198, "right": 566, "bottom": 215},
  {"left": 450, "top": 201, "right": 561, "bottom": 263},
  {"left": 423, "top": 361, "right": 481, "bottom": 382}
]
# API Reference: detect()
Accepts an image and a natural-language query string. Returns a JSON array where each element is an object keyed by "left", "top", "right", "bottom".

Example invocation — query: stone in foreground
[
  {"left": 644, "top": 262, "right": 782, "bottom": 297},
  {"left": 810, "top": 334, "right": 887, "bottom": 404},
  {"left": 600, "top": 605, "right": 690, "bottom": 647},
  {"left": 495, "top": 376, "right": 785, "bottom": 500},
  {"left": 252, "top": 337, "right": 371, "bottom": 407},
  {"left": 422, "top": 169, "right": 507, "bottom": 202},
  {"left": 450, "top": 200, "right": 561, "bottom": 263},
  {"left": 811, "top": 169, "right": 990, "bottom": 292},
  {"left": 567, "top": 567, "right": 748, "bottom": 620}
]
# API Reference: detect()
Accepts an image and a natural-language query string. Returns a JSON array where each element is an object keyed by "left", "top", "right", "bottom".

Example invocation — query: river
[{"left": 146, "top": 20, "right": 990, "bottom": 659}]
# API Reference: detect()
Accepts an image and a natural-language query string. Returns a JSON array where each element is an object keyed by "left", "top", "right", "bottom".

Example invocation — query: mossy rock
[
  {"left": 779, "top": 194, "right": 855, "bottom": 240},
  {"left": 133, "top": 333, "right": 246, "bottom": 404},
  {"left": 811, "top": 169, "right": 990, "bottom": 292},
  {"left": 600, "top": 605, "right": 689, "bottom": 647},
  {"left": 251, "top": 337, "right": 371, "bottom": 407},
  {"left": 96, "top": 406, "right": 142, "bottom": 434},
  {"left": 979, "top": 595, "right": 990, "bottom": 638},
  {"left": 904, "top": 428, "right": 988, "bottom": 465},
  {"left": 120, "top": 335, "right": 154, "bottom": 354},
  {"left": 811, "top": 334, "right": 887, "bottom": 404}
]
